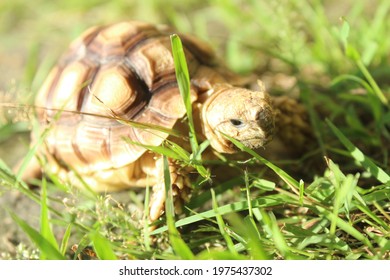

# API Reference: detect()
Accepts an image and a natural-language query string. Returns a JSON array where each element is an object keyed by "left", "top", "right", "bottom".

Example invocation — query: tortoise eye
[{"left": 230, "top": 119, "right": 245, "bottom": 128}]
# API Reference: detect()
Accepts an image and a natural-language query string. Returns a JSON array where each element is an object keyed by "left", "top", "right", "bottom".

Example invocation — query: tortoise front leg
[
  {"left": 148, "top": 156, "right": 191, "bottom": 222},
  {"left": 13, "top": 154, "right": 43, "bottom": 184}
]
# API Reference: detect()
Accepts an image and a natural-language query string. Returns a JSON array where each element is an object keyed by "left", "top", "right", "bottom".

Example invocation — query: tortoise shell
[{"left": 35, "top": 21, "right": 230, "bottom": 173}]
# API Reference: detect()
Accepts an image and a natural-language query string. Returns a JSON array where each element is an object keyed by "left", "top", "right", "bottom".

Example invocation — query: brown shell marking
[{"left": 36, "top": 21, "right": 207, "bottom": 172}]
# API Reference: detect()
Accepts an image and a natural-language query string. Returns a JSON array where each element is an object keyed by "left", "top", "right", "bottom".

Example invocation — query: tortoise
[{"left": 19, "top": 21, "right": 309, "bottom": 222}]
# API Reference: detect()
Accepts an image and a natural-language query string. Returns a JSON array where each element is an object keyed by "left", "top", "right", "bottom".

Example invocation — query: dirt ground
[
  {"left": 0, "top": 133, "right": 38, "bottom": 259},
  {"left": 0, "top": 190, "right": 40, "bottom": 259}
]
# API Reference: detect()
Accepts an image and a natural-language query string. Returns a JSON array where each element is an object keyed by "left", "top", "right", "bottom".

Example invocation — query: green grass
[{"left": 0, "top": 0, "right": 389, "bottom": 260}]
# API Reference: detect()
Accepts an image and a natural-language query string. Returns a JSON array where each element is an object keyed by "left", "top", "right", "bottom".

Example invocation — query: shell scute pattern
[{"left": 35, "top": 22, "right": 206, "bottom": 172}]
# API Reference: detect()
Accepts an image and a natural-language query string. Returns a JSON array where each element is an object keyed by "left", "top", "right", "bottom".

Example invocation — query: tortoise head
[{"left": 201, "top": 84, "right": 275, "bottom": 154}]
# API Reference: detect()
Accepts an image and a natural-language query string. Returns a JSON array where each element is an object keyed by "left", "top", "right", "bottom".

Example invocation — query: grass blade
[
  {"left": 261, "top": 210, "right": 297, "bottom": 259},
  {"left": 0, "top": 159, "right": 40, "bottom": 203},
  {"left": 143, "top": 185, "right": 151, "bottom": 251},
  {"left": 40, "top": 177, "right": 59, "bottom": 259},
  {"left": 316, "top": 206, "right": 373, "bottom": 248},
  {"left": 170, "top": 34, "right": 199, "bottom": 156},
  {"left": 152, "top": 193, "right": 296, "bottom": 234},
  {"left": 227, "top": 212, "right": 270, "bottom": 260},
  {"left": 171, "top": 34, "right": 210, "bottom": 180},
  {"left": 211, "top": 189, "right": 237, "bottom": 254},
  {"left": 124, "top": 138, "right": 189, "bottom": 162},
  {"left": 60, "top": 224, "right": 72, "bottom": 256},
  {"left": 89, "top": 231, "right": 117, "bottom": 260},
  {"left": 224, "top": 134, "right": 300, "bottom": 189},
  {"left": 355, "top": 203, "right": 390, "bottom": 231},
  {"left": 163, "top": 156, "right": 194, "bottom": 259},
  {"left": 8, "top": 210, "right": 65, "bottom": 260},
  {"left": 339, "top": 19, "right": 388, "bottom": 105},
  {"left": 327, "top": 119, "right": 390, "bottom": 183}
]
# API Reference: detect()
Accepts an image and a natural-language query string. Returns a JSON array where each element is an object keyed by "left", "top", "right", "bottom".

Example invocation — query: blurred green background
[{"left": 1, "top": 0, "right": 388, "bottom": 91}]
